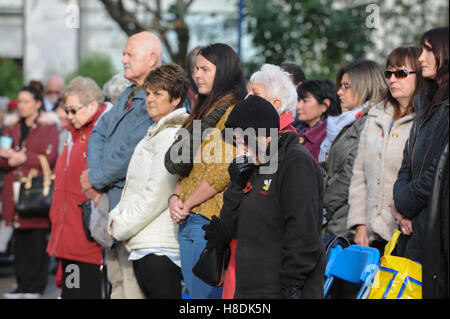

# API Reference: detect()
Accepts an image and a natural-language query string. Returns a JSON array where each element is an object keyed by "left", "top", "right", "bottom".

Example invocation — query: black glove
[
  {"left": 228, "top": 155, "right": 255, "bottom": 191},
  {"left": 202, "top": 216, "right": 231, "bottom": 250},
  {"left": 281, "top": 284, "right": 303, "bottom": 299}
]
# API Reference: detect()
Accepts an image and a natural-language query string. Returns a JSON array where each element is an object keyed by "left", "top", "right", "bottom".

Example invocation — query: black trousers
[
  {"left": 14, "top": 228, "right": 49, "bottom": 293},
  {"left": 132, "top": 253, "right": 182, "bottom": 299},
  {"left": 61, "top": 259, "right": 104, "bottom": 299}
]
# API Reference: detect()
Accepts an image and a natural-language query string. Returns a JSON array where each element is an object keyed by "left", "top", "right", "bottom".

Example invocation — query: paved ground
[{"left": 0, "top": 260, "right": 60, "bottom": 299}]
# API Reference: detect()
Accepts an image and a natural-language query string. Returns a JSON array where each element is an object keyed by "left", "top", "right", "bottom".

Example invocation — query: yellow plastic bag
[{"left": 369, "top": 229, "right": 422, "bottom": 299}]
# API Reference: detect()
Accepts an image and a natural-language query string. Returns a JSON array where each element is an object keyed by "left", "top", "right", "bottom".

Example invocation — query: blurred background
[{"left": 0, "top": 0, "right": 448, "bottom": 101}]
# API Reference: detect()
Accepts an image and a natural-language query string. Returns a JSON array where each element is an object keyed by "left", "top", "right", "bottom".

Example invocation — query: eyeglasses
[
  {"left": 384, "top": 69, "right": 416, "bottom": 79},
  {"left": 64, "top": 105, "right": 85, "bottom": 115},
  {"left": 338, "top": 82, "right": 351, "bottom": 91}
]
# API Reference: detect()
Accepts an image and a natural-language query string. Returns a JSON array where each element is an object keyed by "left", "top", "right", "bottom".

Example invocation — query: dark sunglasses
[{"left": 384, "top": 69, "right": 416, "bottom": 79}]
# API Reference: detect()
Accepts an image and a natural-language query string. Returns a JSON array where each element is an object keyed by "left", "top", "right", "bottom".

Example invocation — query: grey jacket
[
  {"left": 322, "top": 112, "right": 368, "bottom": 238},
  {"left": 87, "top": 85, "right": 154, "bottom": 210}
]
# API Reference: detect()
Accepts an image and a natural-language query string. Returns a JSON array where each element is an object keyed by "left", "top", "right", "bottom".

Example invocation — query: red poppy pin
[
  {"left": 244, "top": 181, "right": 252, "bottom": 194},
  {"left": 355, "top": 111, "right": 365, "bottom": 120}
]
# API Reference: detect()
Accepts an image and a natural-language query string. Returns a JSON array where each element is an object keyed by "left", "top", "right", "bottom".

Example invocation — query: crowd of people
[{"left": 0, "top": 25, "right": 448, "bottom": 299}]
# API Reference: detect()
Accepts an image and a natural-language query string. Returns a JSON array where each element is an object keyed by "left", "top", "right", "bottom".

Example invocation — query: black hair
[
  {"left": 420, "top": 26, "right": 449, "bottom": 115},
  {"left": 297, "top": 79, "right": 341, "bottom": 117},
  {"left": 281, "top": 63, "right": 306, "bottom": 86},
  {"left": 19, "top": 86, "right": 44, "bottom": 106}
]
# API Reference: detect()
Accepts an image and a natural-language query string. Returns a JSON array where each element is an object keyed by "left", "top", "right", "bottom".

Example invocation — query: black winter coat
[
  {"left": 393, "top": 90, "right": 449, "bottom": 263},
  {"left": 221, "top": 132, "right": 326, "bottom": 299}
]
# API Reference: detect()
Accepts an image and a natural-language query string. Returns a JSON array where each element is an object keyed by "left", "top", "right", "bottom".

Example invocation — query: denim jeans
[{"left": 178, "top": 213, "right": 223, "bottom": 299}]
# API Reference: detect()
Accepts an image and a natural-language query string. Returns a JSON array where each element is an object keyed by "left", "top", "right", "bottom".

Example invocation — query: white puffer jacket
[
  {"left": 108, "top": 108, "right": 188, "bottom": 251},
  {"left": 347, "top": 102, "right": 415, "bottom": 241}
]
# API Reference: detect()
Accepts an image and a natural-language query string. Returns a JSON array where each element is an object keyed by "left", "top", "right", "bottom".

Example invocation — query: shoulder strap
[{"left": 38, "top": 155, "right": 53, "bottom": 196}]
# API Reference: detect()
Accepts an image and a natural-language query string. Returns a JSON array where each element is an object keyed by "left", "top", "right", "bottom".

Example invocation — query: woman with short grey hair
[{"left": 246, "top": 64, "right": 298, "bottom": 133}]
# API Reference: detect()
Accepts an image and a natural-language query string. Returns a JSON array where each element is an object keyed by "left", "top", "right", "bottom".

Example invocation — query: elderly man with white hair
[
  {"left": 246, "top": 63, "right": 298, "bottom": 133},
  {"left": 79, "top": 31, "right": 163, "bottom": 299}
]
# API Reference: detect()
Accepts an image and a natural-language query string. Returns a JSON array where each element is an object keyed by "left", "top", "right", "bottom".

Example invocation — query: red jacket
[
  {"left": 0, "top": 113, "right": 59, "bottom": 229},
  {"left": 279, "top": 112, "right": 296, "bottom": 134},
  {"left": 46, "top": 106, "right": 106, "bottom": 265}
]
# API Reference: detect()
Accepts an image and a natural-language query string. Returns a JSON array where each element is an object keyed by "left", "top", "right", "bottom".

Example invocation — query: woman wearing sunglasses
[
  {"left": 347, "top": 46, "right": 423, "bottom": 253},
  {"left": 46, "top": 76, "right": 107, "bottom": 298},
  {"left": 391, "top": 27, "right": 449, "bottom": 265}
]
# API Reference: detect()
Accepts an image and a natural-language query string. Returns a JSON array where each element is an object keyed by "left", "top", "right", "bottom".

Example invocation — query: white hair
[
  {"left": 249, "top": 64, "right": 297, "bottom": 117},
  {"left": 102, "top": 74, "right": 132, "bottom": 103}
]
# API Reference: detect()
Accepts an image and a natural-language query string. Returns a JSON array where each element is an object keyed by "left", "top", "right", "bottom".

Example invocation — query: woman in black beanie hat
[
  {"left": 203, "top": 95, "right": 326, "bottom": 299},
  {"left": 165, "top": 43, "right": 247, "bottom": 299}
]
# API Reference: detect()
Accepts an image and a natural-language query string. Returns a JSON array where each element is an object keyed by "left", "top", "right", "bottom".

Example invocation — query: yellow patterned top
[{"left": 179, "top": 103, "right": 237, "bottom": 220}]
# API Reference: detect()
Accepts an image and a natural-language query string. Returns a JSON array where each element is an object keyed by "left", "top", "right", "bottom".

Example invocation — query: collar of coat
[
  {"left": 369, "top": 100, "right": 415, "bottom": 132},
  {"left": 146, "top": 108, "right": 189, "bottom": 138},
  {"left": 4, "top": 111, "right": 60, "bottom": 129}
]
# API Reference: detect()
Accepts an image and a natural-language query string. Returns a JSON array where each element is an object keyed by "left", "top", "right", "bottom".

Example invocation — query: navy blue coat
[{"left": 393, "top": 90, "right": 449, "bottom": 262}]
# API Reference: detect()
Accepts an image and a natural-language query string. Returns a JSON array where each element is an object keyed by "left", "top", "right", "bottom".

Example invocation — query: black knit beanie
[{"left": 224, "top": 94, "right": 280, "bottom": 136}]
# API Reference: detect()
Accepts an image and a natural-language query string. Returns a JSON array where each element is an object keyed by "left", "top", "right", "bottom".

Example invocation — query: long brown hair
[
  {"left": 385, "top": 46, "right": 424, "bottom": 119},
  {"left": 420, "top": 26, "right": 449, "bottom": 116},
  {"left": 183, "top": 43, "right": 247, "bottom": 131}
]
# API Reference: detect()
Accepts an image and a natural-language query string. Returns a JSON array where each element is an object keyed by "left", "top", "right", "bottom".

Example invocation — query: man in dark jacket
[{"left": 204, "top": 95, "right": 325, "bottom": 299}]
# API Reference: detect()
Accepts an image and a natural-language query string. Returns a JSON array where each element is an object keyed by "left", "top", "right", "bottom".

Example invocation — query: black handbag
[
  {"left": 192, "top": 246, "right": 231, "bottom": 287},
  {"left": 15, "top": 155, "right": 54, "bottom": 218}
]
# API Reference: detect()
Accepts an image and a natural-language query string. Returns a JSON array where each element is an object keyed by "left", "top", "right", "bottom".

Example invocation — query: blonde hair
[
  {"left": 63, "top": 76, "right": 104, "bottom": 106},
  {"left": 336, "top": 60, "right": 388, "bottom": 108}
]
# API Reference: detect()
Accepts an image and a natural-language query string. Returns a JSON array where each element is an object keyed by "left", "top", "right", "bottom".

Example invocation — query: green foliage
[
  {"left": 243, "top": 0, "right": 374, "bottom": 79},
  {"left": 372, "top": 0, "right": 449, "bottom": 56},
  {"left": 65, "top": 52, "right": 116, "bottom": 88},
  {"left": 0, "top": 59, "right": 24, "bottom": 99}
]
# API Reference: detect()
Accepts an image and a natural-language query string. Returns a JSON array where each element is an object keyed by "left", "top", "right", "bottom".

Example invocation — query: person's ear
[
  {"left": 271, "top": 98, "right": 282, "bottom": 110},
  {"left": 321, "top": 98, "right": 331, "bottom": 114},
  {"left": 148, "top": 52, "right": 159, "bottom": 69},
  {"left": 171, "top": 97, "right": 181, "bottom": 108},
  {"left": 87, "top": 100, "right": 99, "bottom": 113}
]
